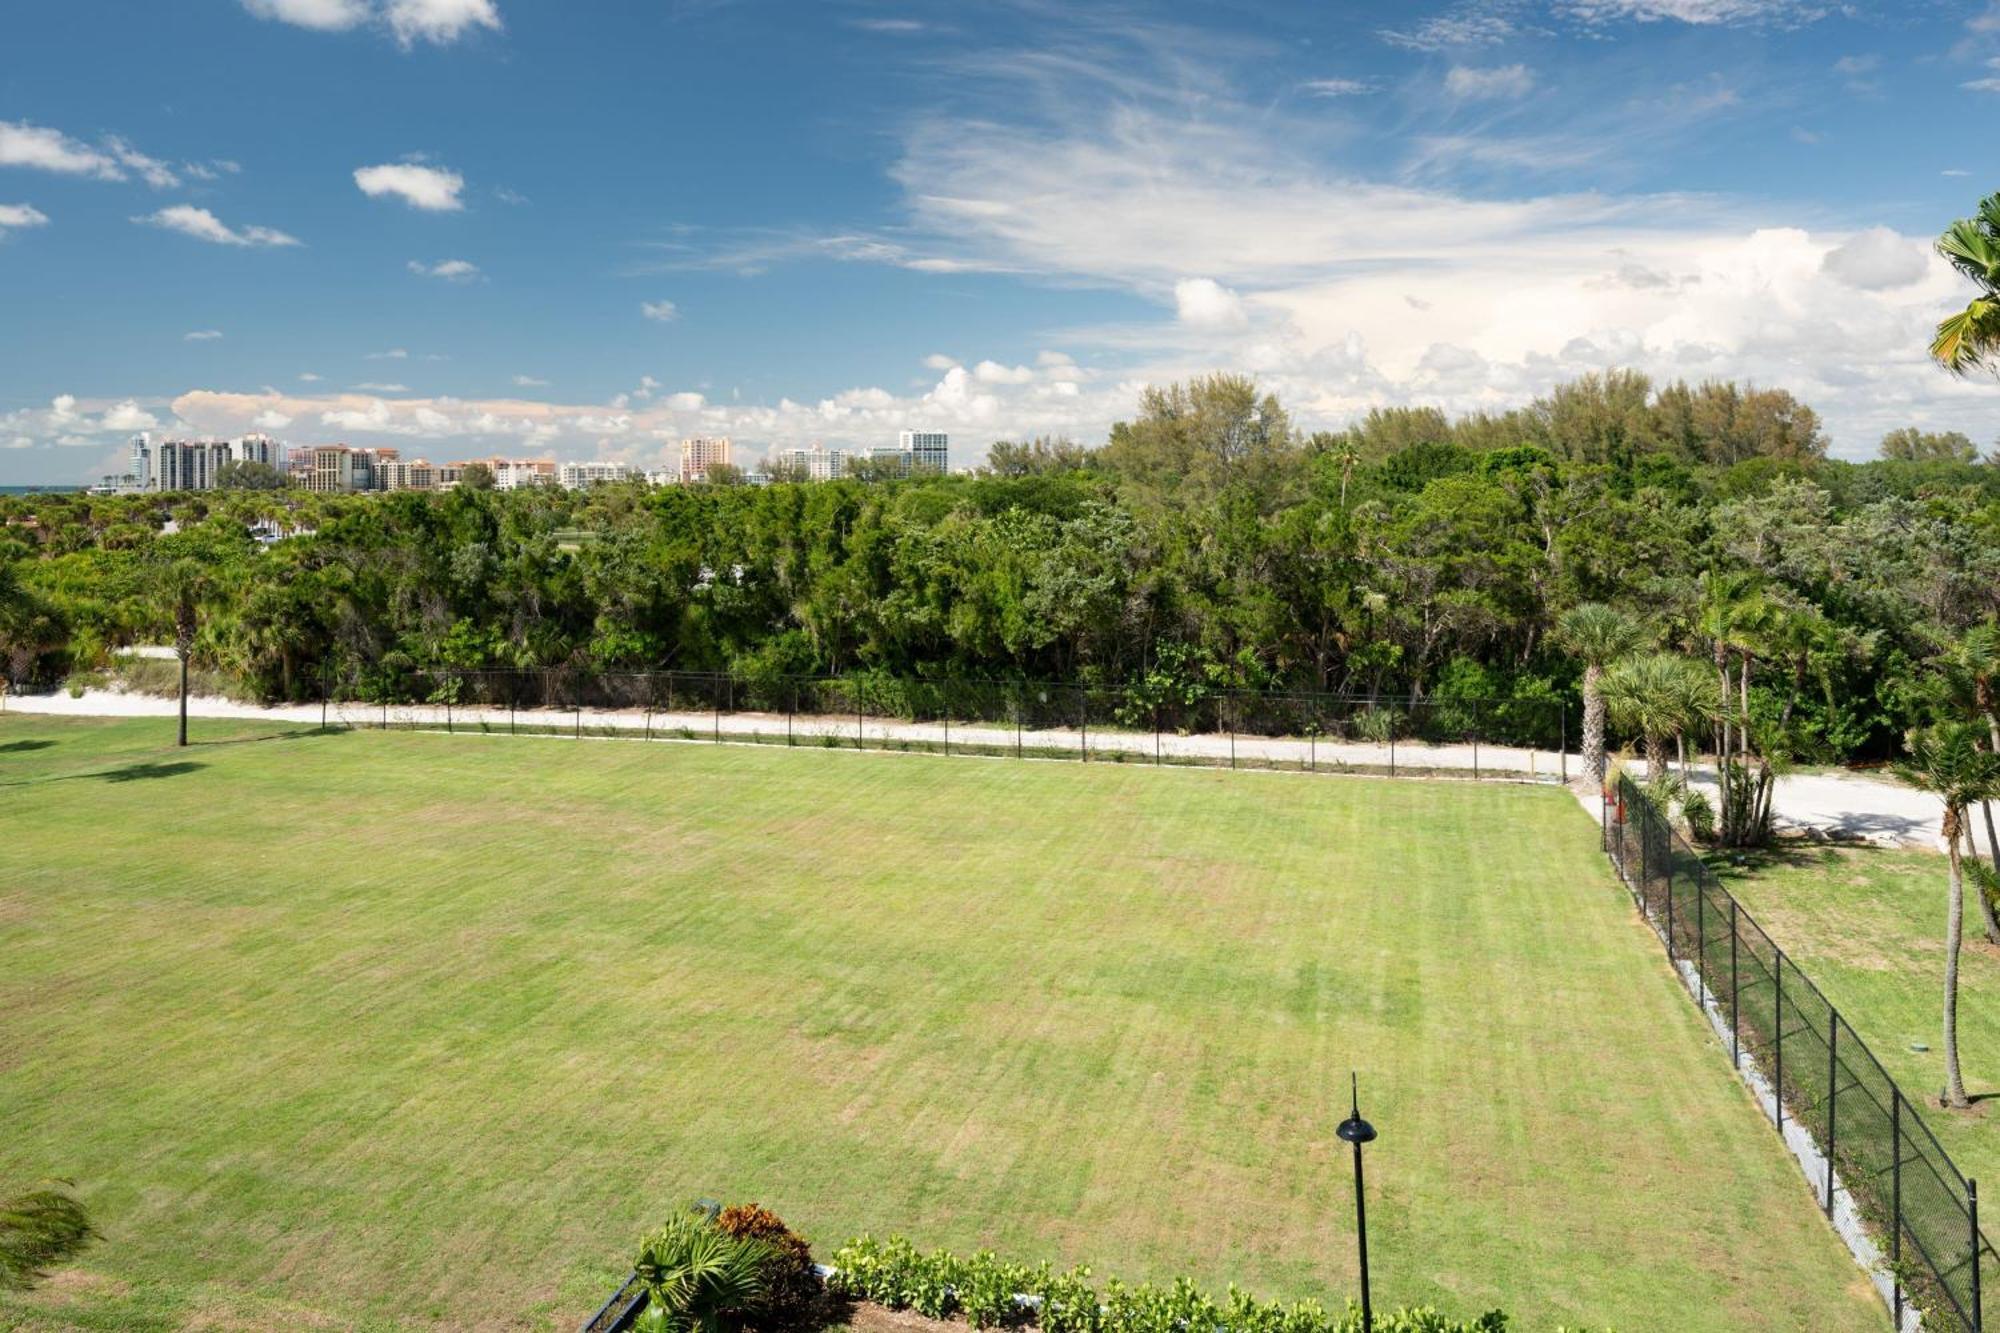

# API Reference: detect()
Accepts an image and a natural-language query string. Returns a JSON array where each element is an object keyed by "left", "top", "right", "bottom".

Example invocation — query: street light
[{"left": 1336, "top": 1072, "right": 1378, "bottom": 1333}]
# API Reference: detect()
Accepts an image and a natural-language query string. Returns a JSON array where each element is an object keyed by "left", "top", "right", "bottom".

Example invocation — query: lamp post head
[{"left": 1336, "top": 1072, "right": 1377, "bottom": 1145}]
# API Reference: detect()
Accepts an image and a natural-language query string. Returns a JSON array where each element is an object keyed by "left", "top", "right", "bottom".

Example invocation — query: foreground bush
[
  {"left": 827, "top": 1235, "right": 1520, "bottom": 1333},
  {"left": 0, "top": 1181, "right": 96, "bottom": 1292},
  {"left": 632, "top": 1210, "right": 773, "bottom": 1333},
  {"left": 717, "top": 1203, "right": 823, "bottom": 1330}
]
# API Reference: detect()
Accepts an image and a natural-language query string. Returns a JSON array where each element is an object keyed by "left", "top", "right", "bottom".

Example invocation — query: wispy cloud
[
  {"left": 407, "top": 257, "right": 482, "bottom": 281},
  {"left": 1300, "top": 78, "right": 1376, "bottom": 98},
  {"left": 132, "top": 205, "right": 301, "bottom": 247},
  {"left": 240, "top": 0, "right": 500, "bottom": 47},
  {"left": 1445, "top": 64, "right": 1536, "bottom": 99},
  {"left": 640, "top": 299, "right": 680, "bottom": 322},
  {"left": 183, "top": 329, "right": 224, "bottom": 341},
  {"left": 0, "top": 203, "right": 49, "bottom": 233}
]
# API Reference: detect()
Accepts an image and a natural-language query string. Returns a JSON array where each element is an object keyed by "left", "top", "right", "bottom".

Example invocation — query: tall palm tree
[
  {"left": 1556, "top": 603, "right": 1645, "bottom": 787},
  {"left": 1931, "top": 192, "right": 2000, "bottom": 376},
  {"left": 1894, "top": 722, "right": 2000, "bottom": 1109}
]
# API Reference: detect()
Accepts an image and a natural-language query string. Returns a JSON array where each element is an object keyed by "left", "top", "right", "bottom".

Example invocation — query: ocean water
[{"left": 0, "top": 485, "right": 85, "bottom": 494}]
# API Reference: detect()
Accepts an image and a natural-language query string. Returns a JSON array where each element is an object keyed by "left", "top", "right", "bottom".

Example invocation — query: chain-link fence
[
  {"left": 1604, "top": 773, "right": 1992, "bottom": 1332},
  {"left": 308, "top": 666, "right": 1570, "bottom": 782}
]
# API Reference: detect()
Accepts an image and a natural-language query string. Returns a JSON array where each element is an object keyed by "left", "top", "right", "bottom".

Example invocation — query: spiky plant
[
  {"left": 0, "top": 1182, "right": 95, "bottom": 1292},
  {"left": 1932, "top": 192, "right": 2000, "bottom": 376},
  {"left": 633, "top": 1210, "right": 773, "bottom": 1333}
]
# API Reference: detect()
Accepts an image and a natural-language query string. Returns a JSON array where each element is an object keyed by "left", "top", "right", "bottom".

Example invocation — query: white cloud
[
  {"left": 1820, "top": 226, "right": 1928, "bottom": 291},
  {"left": 922, "top": 353, "right": 960, "bottom": 370},
  {"left": 241, "top": 0, "right": 370, "bottom": 30},
  {"left": 105, "top": 137, "right": 180, "bottom": 189},
  {"left": 367, "top": 348, "right": 410, "bottom": 360},
  {"left": 99, "top": 401, "right": 160, "bottom": 432},
  {"left": 512, "top": 374, "right": 549, "bottom": 387},
  {"left": 1944, "top": 169, "right": 1972, "bottom": 178},
  {"left": 299, "top": 372, "right": 324, "bottom": 382},
  {"left": 353, "top": 162, "right": 465, "bottom": 211},
  {"left": 1173, "top": 277, "right": 1249, "bottom": 330},
  {"left": 352, "top": 381, "right": 411, "bottom": 392},
  {"left": 242, "top": 0, "right": 497, "bottom": 45},
  {"left": 407, "top": 257, "right": 481, "bottom": 281},
  {"left": 1445, "top": 64, "right": 1536, "bottom": 100},
  {"left": 0, "top": 203, "right": 49, "bottom": 232},
  {"left": 634, "top": 375, "right": 662, "bottom": 400},
  {"left": 384, "top": 0, "right": 501, "bottom": 47},
  {"left": 252, "top": 409, "right": 294, "bottom": 429},
  {"left": 641, "top": 299, "right": 679, "bottom": 322},
  {"left": 972, "top": 360, "right": 1035, "bottom": 385},
  {"left": 1301, "top": 78, "right": 1375, "bottom": 97},
  {"left": 132, "top": 205, "right": 301, "bottom": 248},
  {"left": 0, "top": 121, "right": 121, "bottom": 179},
  {"left": 184, "top": 329, "right": 224, "bottom": 341}
]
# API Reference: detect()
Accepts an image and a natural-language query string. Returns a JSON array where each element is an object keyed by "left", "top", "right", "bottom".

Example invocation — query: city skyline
[{"left": 5, "top": 1, "right": 2000, "bottom": 484}]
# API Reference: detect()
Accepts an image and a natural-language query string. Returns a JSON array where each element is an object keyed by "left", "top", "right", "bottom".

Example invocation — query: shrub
[
  {"left": 0, "top": 1181, "right": 96, "bottom": 1292},
  {"left": 1680, "top": 789, "right": 1716, "bottom": 843},
  {"left": 633, "top": 1209, "right": 772, "bottom": 1333},
  {"left": 716, "top": 1203, "right": 821, "bottom": 1331}
]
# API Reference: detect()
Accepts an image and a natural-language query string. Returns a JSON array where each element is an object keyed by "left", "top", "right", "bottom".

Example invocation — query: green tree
[
  {"left": 1600, "top": 652, "right": 1713, "bottom": 778},
  {"left": 1555, "top": 603, "right": 1645, "bottom": 786},
  {"left": 458, "top": 461, "right": 496, "bottom": 491},
  {"left": 1932, "top": 191, "right": 2000, "bottom": 376},
  {"left": 215, "top": 459, "right": 289, "bottom": 490},
  {"left": 155, "top": 556, "right": 218, "bottom": 747},
  {"left": 0, "top": 1182, "right": 94, "bottom": 1292},
  {"left": 1893, "top": 722, "right": 2000, "bottom": 1108},
  {"left": 1100, "top": 374, "right": 1298, "bottom": 510},
  {"left": 1879, "top": 427, "right": 1979, "bottom": 463}
]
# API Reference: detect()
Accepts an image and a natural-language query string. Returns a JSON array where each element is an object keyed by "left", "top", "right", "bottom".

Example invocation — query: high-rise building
[
  {"left": 155, "top": 439, "right": 234, "bottom": 492},
  {"left": 680, "top": 436, "right": 732, "bottom": 482},
  {"left": 233, "top": 434, "right": 283, "bottom": 469},
  {"left": 129, "top": 434, "right": 152, "bottom": 491},
  {"left": 900, "top": 430, "right": 948, "bottom": 473}
]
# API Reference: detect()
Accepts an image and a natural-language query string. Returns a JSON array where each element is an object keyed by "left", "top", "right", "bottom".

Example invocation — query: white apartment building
[
  {"left": 486, "top": 458, "right": 556, "bottom": 491},
  {"left": 776, "top": 445, "right": 846, "bottom": 480},
  {"left": 680, "top": 435, "right": 732, "bottom": 482},
  {"left": 129, "top": 434, "right": 151, "bottom": 491},
  {"left": 557, "top": 461, "right": 636, "bottom": 489}
]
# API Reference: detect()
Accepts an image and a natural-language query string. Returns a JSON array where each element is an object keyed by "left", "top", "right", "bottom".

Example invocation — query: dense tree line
[{"left": 2, "top": 369, "right": 1997, "bottom": 766}]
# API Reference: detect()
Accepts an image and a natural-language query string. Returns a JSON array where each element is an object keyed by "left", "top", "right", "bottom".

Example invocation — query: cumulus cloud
[
  {"left": 1820, "top": 226, "right": 1928, "bottom": 291},
  {"left": 241, "top": 0, "right": 498, "bottom": 45},
  {"left": 1445, "top": 64, "right": 1536, "bottom": 99},
  {"left": 0, "top": 203, "right": 49, "bottom": 232},
  {"left": 184, "top": 329, "right": 224, "bottom": 341},
  {"left": 641, "top": 300, "right": 679, "bottom": 322},
  {"left": 922, "top": 353, "right": 960, "bottom": 370},
  {"left": 99, "top": 401, "right": 160, "bottom": 432},
  {"left": 1173, "top": 277, "right": 1249, "bottom": 330},
  {"left": 407, "top": 257, "right": 481, "bottom": 281},
  {"left": 241, "top": 0, "right": 370, "bottom": 30},
  {"left": 973, "top": 360, "right": 1035, "bottom": 385},
  {"left": 384, "top": 0, "right": 501, "bottom": 46},
  {"left": 354, "top": 162, "right": 465, "bottom": 211},
  {"left": 132, "top": 205, "right": 301, "bottom": 247}
]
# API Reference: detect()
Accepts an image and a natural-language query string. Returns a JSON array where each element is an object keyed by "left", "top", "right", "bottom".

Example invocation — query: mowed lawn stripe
[{"left": 0, "top": 717, "right": 1877, "bottom": 1331}]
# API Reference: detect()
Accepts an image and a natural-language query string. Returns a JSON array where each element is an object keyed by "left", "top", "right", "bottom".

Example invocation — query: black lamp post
[{"left": 1335, "top": 1073, "right": 1378, "bottom": 1333}]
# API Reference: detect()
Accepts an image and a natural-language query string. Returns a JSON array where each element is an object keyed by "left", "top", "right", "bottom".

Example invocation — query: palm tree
[
  {"left": 1894, "top": 722, "right": 2000, "bottom": 1109},
  {"left": 1555, "top": 603, "right": 1645, "bottom": 787},
  {"left": 155, "top": 557, "right": 215, "bottom": 748},
  {"left": 0, "top": 1182, "right": 94, "bottom": 1292},
  {"left": 633, "top": 1211, "right": 770, "bottom": 1333},
  {"left": 1600, "top": 652, "right": 1715, "bottom": 781},
  {"left": 1931, "top": 192, "right": 2000, "bottom": 376}
]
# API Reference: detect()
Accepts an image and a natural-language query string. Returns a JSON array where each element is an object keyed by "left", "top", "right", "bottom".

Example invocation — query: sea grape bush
[{"left": 826, "top": 1236, "right": 1543, "bottom": 1333}]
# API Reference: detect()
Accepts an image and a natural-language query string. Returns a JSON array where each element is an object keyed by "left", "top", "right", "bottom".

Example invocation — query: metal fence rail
[
  {"left": 1604, "top": 773, "right": 1994, "bottom": 1331},
  {"left": 310, "top": 666, "right": 1571, "bottom": 783}
]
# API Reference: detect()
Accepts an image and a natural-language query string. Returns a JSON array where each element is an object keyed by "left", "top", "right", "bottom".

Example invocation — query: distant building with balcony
[
  {"left": 680, "top": 436, "right": 732, "bottom": 482},
  {"left": 775, "top": 445, "right": 846, "bottom": 481},
  {"left": 558, "top": 461, "right": 636, "bottom": 489},
  {"left": 900, "top": 430, "right": 948, "bottom": 474}
]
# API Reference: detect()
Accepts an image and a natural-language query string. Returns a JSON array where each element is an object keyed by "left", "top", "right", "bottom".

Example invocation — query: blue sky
[{"left": 2, "top": 0, "right": 1998, "bottom": 481}]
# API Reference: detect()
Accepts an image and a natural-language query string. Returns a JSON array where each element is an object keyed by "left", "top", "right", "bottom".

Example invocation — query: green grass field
[
  {"left": 1715, "top": 843, "right": 2000, "bottom": 1188},
  {"left": 0, "top": 717, "right": 1879, "bottom": 1332}
]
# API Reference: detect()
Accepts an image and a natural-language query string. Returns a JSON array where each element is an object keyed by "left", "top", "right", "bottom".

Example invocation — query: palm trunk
[
  {"left": 1644, "top": 732, "right": 1666, "bottom": 780},
  {"left": 1945, "top": 816, "right": 1970, "bottom": 1109},
  {"left": 1582, "top": 663, "right": 1607, "bottom": 787},
  {"left": 1968, "top": 822, "right": 2000, "bottom": 946}
]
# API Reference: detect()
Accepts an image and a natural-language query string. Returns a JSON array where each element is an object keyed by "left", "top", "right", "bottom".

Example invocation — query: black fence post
[
  {"left": 1730, "top": 897, "right": 1740, "bottom": 1069},
  {"left": 1775, "top": 959, "right": 1786, "bottom": 1135},
  {"left": 714, "top": 685, "right": 721, "bottom": 745},
  {"left": 1560, "top": 702, "right": 1568, "bottom": 784},
  {"left": 1079, "top": 689, "right": 1087, "bottom": 763},
  {"left": 787, "top": 680, "right": 795, "bottom": 747},
  {"left": 1892, "top": 1091, "right": 1903, "bottom": 1330},
  {"left": 855, "top": 679, "right": 864, "bottom": 752},
  {"left": 510, "top": 693, "right": 516, "bottom": 736},
  {"left": 1154, "top": 706, "right": 1161, "bottom": 766},
  {"left": 1695, "top": 867, "right": 1706, "bottom": 1009},
  {"left": 381, "top": 697, "right": 387, "bottom": 730},
  {"left": 1825, "top": 1011, "right": 1838, "bottom": 1217},
  {"left": 1662, "top": 829, "right": 1673, "bottom": 959},
  {"left": 1970, "top": 1177, "right": 1981, "bottom": 1333},
  {"left": 1390, "top": 730, "right": 1397, "bottom": 778},
  {"left": 1472, "top": 732, "right": 1480, "bottom": 781}
]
